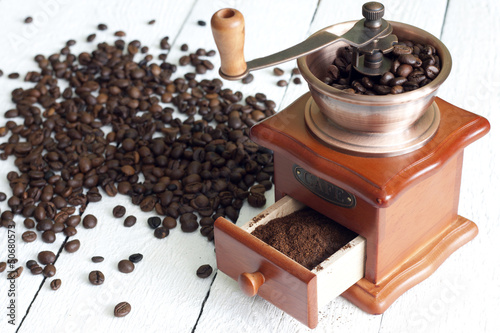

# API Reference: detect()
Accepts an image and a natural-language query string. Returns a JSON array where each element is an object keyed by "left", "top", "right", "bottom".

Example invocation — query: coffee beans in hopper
[{"left": 324, "top": 41, "right": 441, "bottom": 95}]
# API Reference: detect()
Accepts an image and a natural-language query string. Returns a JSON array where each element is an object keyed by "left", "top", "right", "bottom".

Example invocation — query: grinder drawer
[{"left": 214, "top": 195, "right": 366, "bottom": 328}]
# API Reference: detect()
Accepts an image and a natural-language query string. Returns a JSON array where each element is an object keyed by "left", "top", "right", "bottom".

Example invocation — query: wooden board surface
[{"left": 0, "top": 0, "right": 498, "bottom": 332}]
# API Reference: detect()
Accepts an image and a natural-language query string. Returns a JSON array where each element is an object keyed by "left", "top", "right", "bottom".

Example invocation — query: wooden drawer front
[{"left": 214, "top": 196, "right": 366, "bottom": 328}]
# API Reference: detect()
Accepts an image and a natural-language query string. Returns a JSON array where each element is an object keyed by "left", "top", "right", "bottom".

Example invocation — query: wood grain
[{"left": 0, "top": 0, "right": 498, "bottom": 332}]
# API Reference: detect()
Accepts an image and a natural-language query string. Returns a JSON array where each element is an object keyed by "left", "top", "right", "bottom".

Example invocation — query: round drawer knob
[{"left": 238, "top": 271, "right": 265, "bottom": 297}]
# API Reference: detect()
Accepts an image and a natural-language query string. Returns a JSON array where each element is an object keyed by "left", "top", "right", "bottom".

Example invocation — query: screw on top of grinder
[{"left": 362, "top": 2, "right": 385, "bottom": 29}]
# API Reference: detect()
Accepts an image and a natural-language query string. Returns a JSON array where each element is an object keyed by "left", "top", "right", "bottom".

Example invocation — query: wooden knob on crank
[
  {"left": 238, "top": 271, "right": 265, "bottom": 297},
  {"left": 211, "top": 8, "right": 248, "bottom": 79}
]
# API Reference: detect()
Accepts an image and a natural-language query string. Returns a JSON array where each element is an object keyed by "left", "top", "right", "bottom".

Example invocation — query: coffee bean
[
  {"left": 25, "top": 17, "right": 33, "bottom": 23},
  {"left": 30, "top": 266, "right": 43, "bottom": 275},
  {"left": 97, "top": 23, "right": 108, "bottom": 30},
  {"left": 115, "top": 31, "right": 126, "bottom": 37},
  {"left": 91, "top": 256, "right": 104, "bottom": 263},
  {"left": 8, "top": 73, "right": 20, "bottom": 79},
  {"left": 180, "top": 213, "right": 198, "bottom": 232},
  {"left": 118, "top": 260, "right": 135, "bottom": 273},
  {"left": 43, "top": 264, "right": 56, "bottom": 278},
  {"left": 38, "top": 251, "right": 56, "bottom": 265},
  {"left": 242, "top": 74, "right": 254, "bottom": 84},
  {"left": 128, "top": 253, "right": 143, "bottom": 263},
  {"left": 65, "top": 239, "right": 80, "bottom": 253},
  {"left": 113, "top": 205, "right": 126, "bottom": 218},
  {"left": 248, "top": 192, "right": 266, "bottom": 208},
  {"left": 8, "top": 267, "right": 23, "bottom": 279},
  {"left": 0, "top": 192, "right": 6, "bottom": 201},
  {"left": 162, "top": 216, "right": 177, "bottom": 229},
  {"left": 154, "top": 226, "right": 169, "bottom": 239},
  {"left": 87, "top": 33, "right": 96, "bottom": 42},
  {"left": 148, "top": 19, "right": 156, "bottom": 25},
  {"left": 42, "top": 230, "right": 56, "bottom": 243},
  {"left": 293, "top": 77, "right": 302, "bottom": 84},
  {"left": 124, "top": 215, "right": 137, "bottom": 227},
  {"left": 196, "top": 264, "right": 213, "bottom": 278},
  {"left": 273, "top": 67, "right": 284, "bottom": 76},
  {"left": 277, "top": 80, "right": 287, "bottom": 87},
  {"left": 64, "top": 226, "right": 77, "bottom": 237},
  {"left": 89, "top": 270, "right": 105, "bottom": 285},
  {"left": 22, "top": 231, "right": 37, "bottom": 242},
  {"left": 197, "top": 20, "right": 206, "bottom": 26},
  {"left": 26, "top": 260, "right": 38, "bottom": 269},
  {"left": 147, "top": 216, "right": 161, "bottom": 229},
  {"left": 50, "top": 279, "right": 62, "bottom": 290},
  {"left": 114, "top": 301, "right": 131, "bottom": 317},
  {"left": 83, "top": 214, "right": 97, "bottom": 229},
  {"left": 0, "top": 262, "right": 6, "bottom": 272}
]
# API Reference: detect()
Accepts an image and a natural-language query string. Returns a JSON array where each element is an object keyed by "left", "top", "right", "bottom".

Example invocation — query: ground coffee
[{"left": 251, "top": 207, "right": 357, "bottom": 270}]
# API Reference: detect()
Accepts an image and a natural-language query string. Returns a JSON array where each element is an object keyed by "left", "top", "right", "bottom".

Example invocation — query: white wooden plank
[{"left": 0, "top": 0, "right": 197, "bottom": 332}]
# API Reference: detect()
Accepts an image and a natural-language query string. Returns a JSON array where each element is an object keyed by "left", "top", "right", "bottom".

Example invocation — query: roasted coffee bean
[
  {"left": 22, "top": 231, "right": 37, "bottom": 242},
  {"left": 0, "top": 262, "right": 6, "bottom": 273},
  {"left": 196, "top": 264, "right": 213, "bottom": 278},
  {"left": 89, "top": 270, "right": 105, "bottom": 285},
  {"left": 42, "top": 230, "right": 56, "bottom": 243},
  {"left": 242, "top": 74, "right": 254, "bottom": 84},
  {"left": 277, "top": 80, "right": 287, "bottom": 87},
  {"left": 293, "top": 77, "right": 302, "bottom": 84},
  {"left": 38, "top": 251, "right": 56, "bottom": 265},
  {"left": 147, "top": 216, "right": 161, "bottom": 229},
  {"left": 162, "top": 216, "right": 177, "bottom": 229},
  {"left": 8, "top": 267, "right": 23, "bottom": 279},
  {"left": 64, "top": 226, "right": 77, "bottom": 237},
  {"left": 180, "top": 213, "right": 198, "bottom": 232},
  {"left": 25, "top": 16, "right": 33, "bottom": 23},
  {"left": 113, "top": 205, "right": 126, "bottom": 218},
  {"left": 31, "top": 266, "right": 43, "bottom": 275},
  {"left": 26, "top": 260, "right": 38, "bottom": 269},
  {"left": 97, "top": 23, "right": 108, "bottom": 30},
  {"left": 50, "top": 279, "right": 62, "bottom": 290},
  {"left": 114, "top": 301, "right": 131, "bottom": 317},
  {"left": 118, "top": 259, "right": 135, "bottom": 273},
  {"left": 128, "top": 253, "right": 143, "bottom": 263},
  {"left": 83, "top": 214, "right": 97, "bottom": 228},
  {"left": 248, "top": 192, "right": 266, "bottom": 208},
  {"left": 154, "top": 226, "right": 169, "bottom": 239},
  {"left": 65, "top": 239, "right": 80, "bottom": 253},
  {"left": 43, "top": 264, "right": 56, "bottom": 278},
  {"left": 124, "top": 215, "right": 137, "bottom": 227},
  {"left": 392, "top": 44, "right": 413, "bottom": 55},
  {"left": 273, "top": 67, "right": 284, "bottom": 76},
  {"left": 0, "top": 192, "right": 6, "bottom": 201},
  {"left": 91, "top": 256, "right": 104, "bottom": 263}
]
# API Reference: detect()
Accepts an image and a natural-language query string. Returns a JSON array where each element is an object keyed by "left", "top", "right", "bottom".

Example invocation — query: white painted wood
[
  {"left": 0, "top": 1, "right": 198, "bottom": 332},
  {"left": 0, "top": 0, "right": 498, "bottom": 332}
]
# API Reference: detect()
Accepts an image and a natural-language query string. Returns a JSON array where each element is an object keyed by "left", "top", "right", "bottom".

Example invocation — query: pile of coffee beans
[
  {"left": 323, "top": 41, "right": 441, "bottom": 95},
  {"left": 0, "top": 30, "right": 276, "bottom": 249}
]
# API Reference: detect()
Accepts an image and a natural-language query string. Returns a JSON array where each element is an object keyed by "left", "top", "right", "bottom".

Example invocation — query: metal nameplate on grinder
[{"left": 293, "top": 164, "right": 356, "bottom": 208}]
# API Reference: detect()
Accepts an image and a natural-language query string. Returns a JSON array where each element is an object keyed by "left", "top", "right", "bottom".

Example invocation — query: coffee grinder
[{"left": 209, "top": 2, "right": 490, "bottom": 328}]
